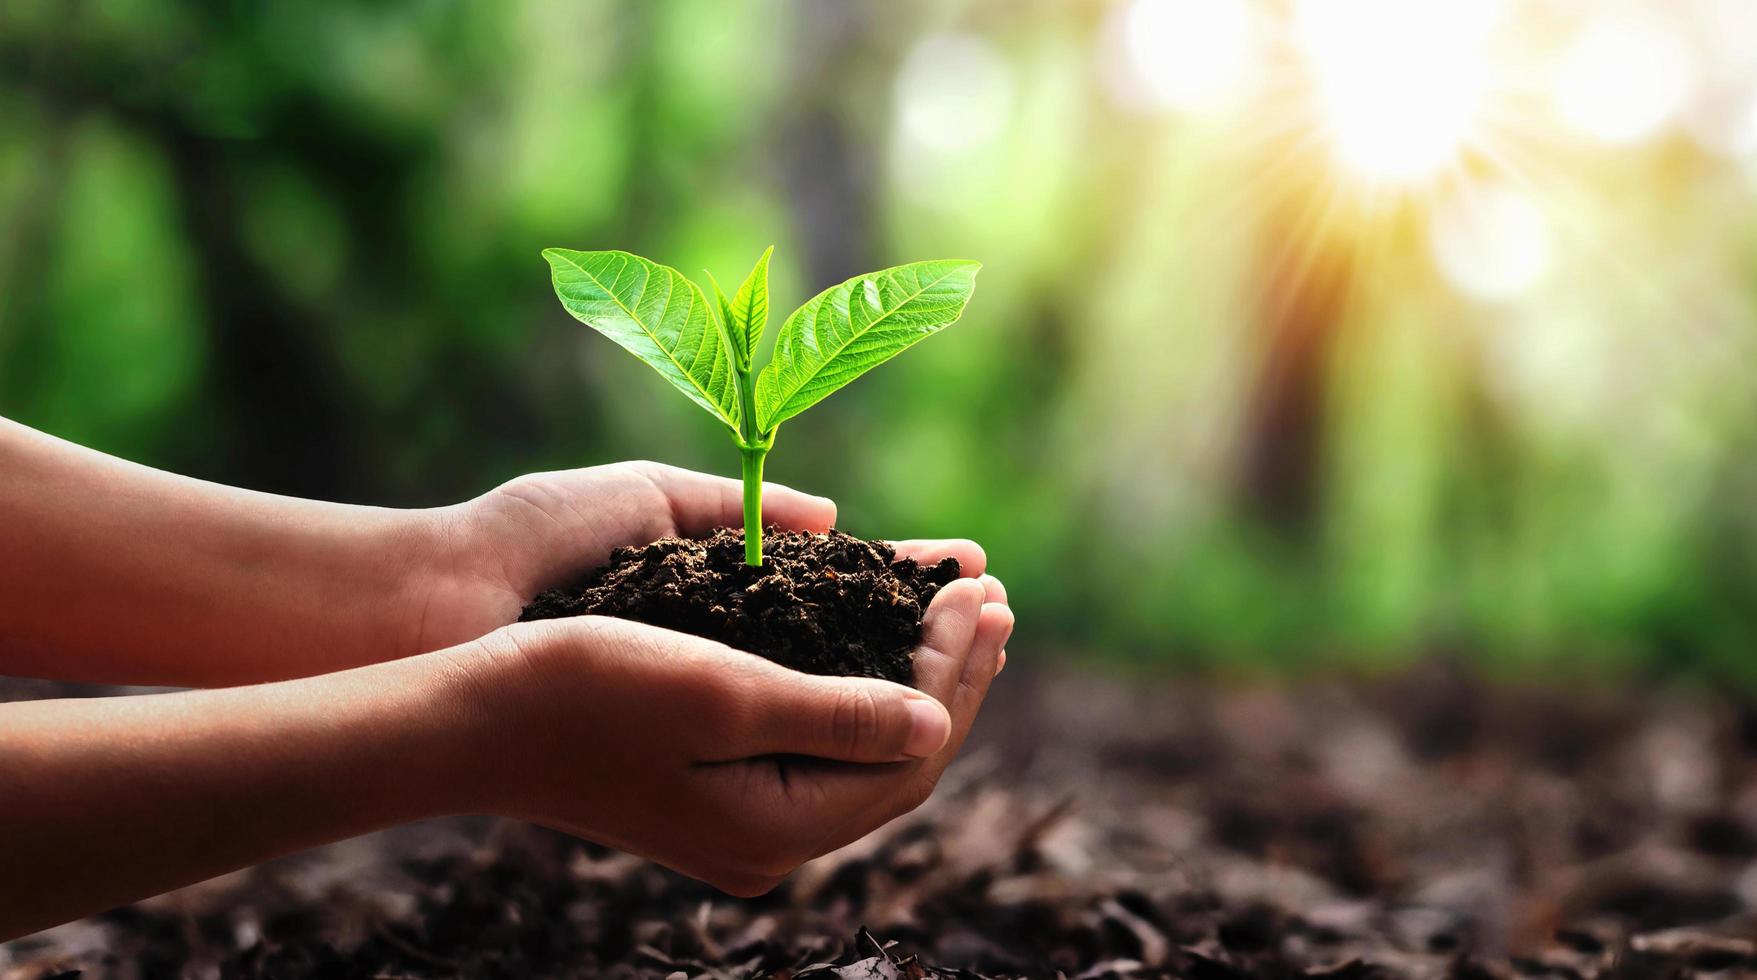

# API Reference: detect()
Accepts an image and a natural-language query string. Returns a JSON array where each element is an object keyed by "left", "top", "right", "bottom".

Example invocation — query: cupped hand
[
  {"left": 450, "top": 570, "right": 1012, "bottom": 896},
  {"left": 404, "top": 462, "right": 839, "bottom": 656}
]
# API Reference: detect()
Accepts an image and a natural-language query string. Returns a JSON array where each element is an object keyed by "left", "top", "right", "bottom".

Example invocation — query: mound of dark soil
[{"left": 518, "top": 527, "right": 960, "bottom": 685}]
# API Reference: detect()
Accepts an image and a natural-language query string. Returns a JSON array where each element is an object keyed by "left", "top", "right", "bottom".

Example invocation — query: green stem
[
  {"left": 739, "top": 444, "right": 768, "bottom": 566},
  {"left": 731, "top": 348, "right": 771, "bottom": 566}
]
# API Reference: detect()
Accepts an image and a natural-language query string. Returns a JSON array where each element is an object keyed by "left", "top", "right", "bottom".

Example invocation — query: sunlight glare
[
  {"left": 1553, "top": 13, "right": 1695, "bottom": 145},
  {"left": 1108, "top": 0, "right": 1254, "bottom": 112},
  {"left": 1295, "top": 0, "right": 1500, "bottom": 183}
]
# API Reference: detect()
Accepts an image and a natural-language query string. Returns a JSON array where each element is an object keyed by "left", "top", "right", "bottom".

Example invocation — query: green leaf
[
  {"left": 724, "top": 246, "right": 772, "bottom": 368},
  {"left": 706, "top": 271, "right": 740, "bottom": 363},
  {"left": 543, "top": 248, "right": 738, "bottom": 429},
  {"left": 755, "top": 260, "right": 980, "bottom": 431}
]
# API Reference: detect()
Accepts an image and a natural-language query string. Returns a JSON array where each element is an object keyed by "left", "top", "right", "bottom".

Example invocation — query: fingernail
[
  {"left": 979, "top": 574, "right": 1006, "bottom": 603},
  {"left": 903, "top": 697, "right": 949, "bottom": 758},
  {"left": 995, "top": 650, "right": 1008, "bottom": 675}
]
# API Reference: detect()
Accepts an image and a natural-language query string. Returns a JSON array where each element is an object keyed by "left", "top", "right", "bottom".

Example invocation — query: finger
[
  {"left": 939, "top": 602, "right": 1013, "bottom": 756},
  {"left": 890, "top": 539, "right": 986, "bottom": 578},
  {"left": 907, "top": 579, "right": 986, "bottom": 708},
  {"left": 767, "top": 580, "right": 984, "bottom": 828},
  {"left": 720, "top": 672, "right": 951, "bottom": 763},
  {"left": 784, "top": 603, "right": 1013, "bottom": 855},
  {"left": 978, "top": 573, "right": 1007, "bottom": 605},
  {"left": 687, "top": 583, "right": 987, "bottom": 857},
  {"left": 637, "top": 461, "right": 835, "bottom": 535}
]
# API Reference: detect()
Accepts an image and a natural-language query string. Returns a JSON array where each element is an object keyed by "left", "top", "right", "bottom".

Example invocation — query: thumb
[{"left": 735, "top": 673, "right": 952, "bottom": 763}]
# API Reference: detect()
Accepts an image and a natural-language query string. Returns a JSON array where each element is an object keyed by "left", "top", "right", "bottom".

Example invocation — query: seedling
[{"left": 543, "top": 247, "right": 980, "bottom": 566}]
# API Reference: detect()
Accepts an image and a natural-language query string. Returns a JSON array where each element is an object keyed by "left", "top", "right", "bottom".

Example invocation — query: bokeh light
[
  {"left": 1680, "top": 0, "right": 1757, "bottom": 157},
  {"left": 1429, "top": 182, "right": 1552, "bottom": 302},
  {"left": 893, "top": 33, "right": 1013, "bottom": 159},
  {"left": 1553, "top": 13, "right": 1696, "bottom": 145},
  {"left": 1105, "top": 0, "right": 1254, "bottom": 112}
]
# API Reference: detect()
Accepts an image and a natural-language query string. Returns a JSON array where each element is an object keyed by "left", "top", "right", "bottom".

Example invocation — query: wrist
[
  {"left": 383, "top": 502, "right": 499, "bottom": 658},
  {"left": 251, "top": 500, "right": 458, "bottom": 673},
  {"left": 415, "top": 627, "right": 537, "bottom": 817}
]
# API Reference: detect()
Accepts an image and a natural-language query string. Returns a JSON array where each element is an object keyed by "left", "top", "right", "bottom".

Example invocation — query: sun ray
[{"left": 1101, "top": 0, "right": 1757, "bottom": 451}]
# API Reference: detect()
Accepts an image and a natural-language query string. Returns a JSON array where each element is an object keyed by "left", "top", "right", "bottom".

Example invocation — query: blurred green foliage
[{"left": 3, "top": 0, "right": 1756, "bottom": 673}]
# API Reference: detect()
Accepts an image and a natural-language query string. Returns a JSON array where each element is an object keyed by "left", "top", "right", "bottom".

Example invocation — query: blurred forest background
[{"left": 3, "top": 0, "right": 1756, "bottom": 675}]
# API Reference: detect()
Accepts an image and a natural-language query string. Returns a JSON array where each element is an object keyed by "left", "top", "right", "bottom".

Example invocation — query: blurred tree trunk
[
  {"left": 1236, "top": 192, "right": 1354, "bottom": 538},
  {"left": 156, "top": 125, "right": 368, "bottom": 500},
  {"left": 777, "top": 0, "right": 883, "bottom": 286},
  {"left": 617, "top": 2, "right": 663, "bottom": 249},
  {"left": 0, "top": 5, "right": 76, "bottom": 410},
  {"left": 0, "top": 18, "right": 372, "bottom": 499}
]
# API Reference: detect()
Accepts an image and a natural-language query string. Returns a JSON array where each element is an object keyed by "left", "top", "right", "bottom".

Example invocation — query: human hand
[
  {"left": 450, "top": 569, "right": 1012, "bottom": 896},
  {"left": 403, "top": 462, "right": 840, "bottom": 656}
]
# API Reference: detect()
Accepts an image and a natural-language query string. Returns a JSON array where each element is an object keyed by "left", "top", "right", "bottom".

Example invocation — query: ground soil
[
  {"left": 519, "top": 528, "right": 961, "bottom": 685},
  {"left": 10, "top": 665, "right": 1757, "bottom": 979}
]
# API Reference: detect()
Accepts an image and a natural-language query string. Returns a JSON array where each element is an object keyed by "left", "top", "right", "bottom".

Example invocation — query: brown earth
[
  {"left": 10, "top": 665, "right": 1757, "bottom": 978},
  {"left": 520, "top": 527, "right": 961, "bottom": 685}
]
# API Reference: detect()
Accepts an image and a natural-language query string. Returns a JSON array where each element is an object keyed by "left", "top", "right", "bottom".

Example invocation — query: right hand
[{"left": 447, "top": 557, "right": 1011, "bottom": 896}]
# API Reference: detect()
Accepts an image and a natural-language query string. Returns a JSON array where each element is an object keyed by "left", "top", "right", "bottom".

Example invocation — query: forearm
[
  {"left": 0, "top": 647, "right": 488, "bottom": 940},
  {"left": 0, "top": 417, "right": 444, "bottom": 684}
]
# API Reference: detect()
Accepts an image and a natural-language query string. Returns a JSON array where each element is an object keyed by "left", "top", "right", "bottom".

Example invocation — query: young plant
[{"left": 543, "top": 246, "right": 980, "bottom": 566}]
